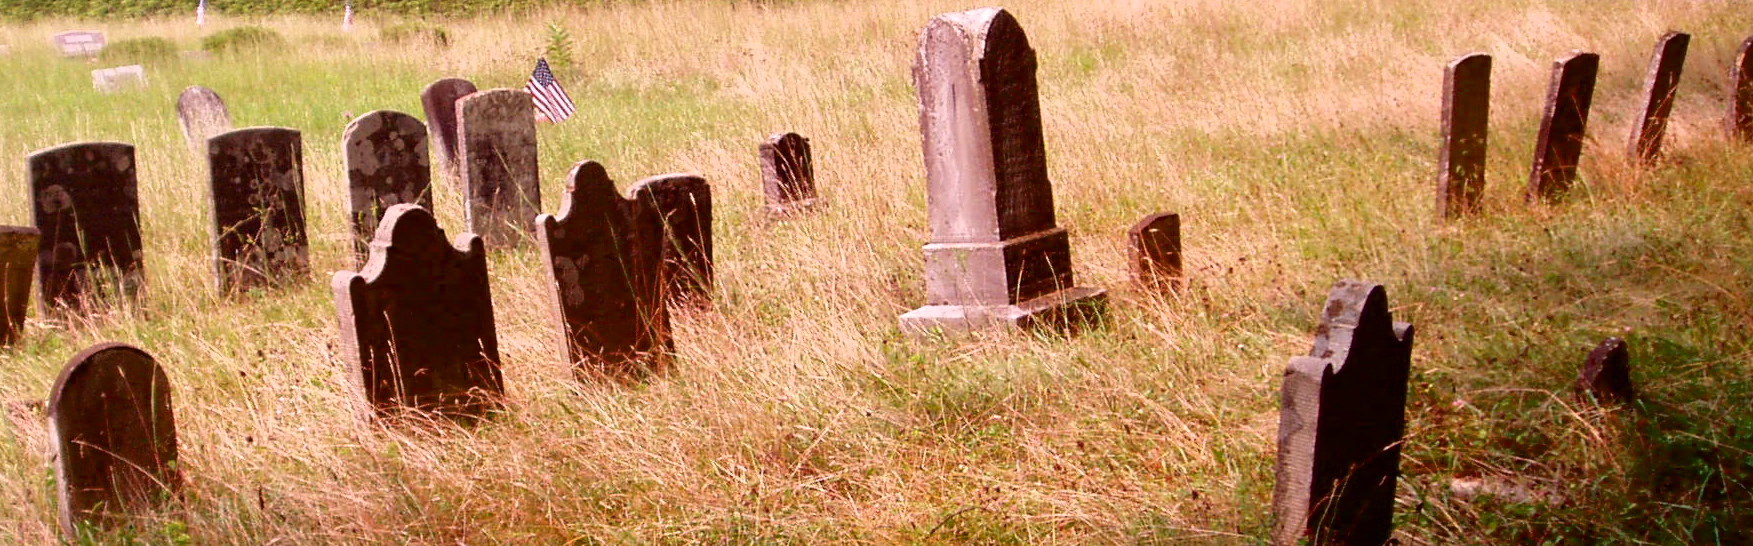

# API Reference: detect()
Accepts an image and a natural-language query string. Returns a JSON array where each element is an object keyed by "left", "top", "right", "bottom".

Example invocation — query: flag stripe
[{"left": 526, "top": 58, "right": 576, "bottom": 122}]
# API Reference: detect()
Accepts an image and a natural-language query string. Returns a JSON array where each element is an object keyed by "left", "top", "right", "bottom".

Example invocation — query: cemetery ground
[{"left": 1, "top": 0, "right": 1751, "bottom": 543}]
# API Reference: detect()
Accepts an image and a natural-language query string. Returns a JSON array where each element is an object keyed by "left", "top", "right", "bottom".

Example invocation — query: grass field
[{"left": 0, "top": 0, "right": 1751, "bottom": 543}]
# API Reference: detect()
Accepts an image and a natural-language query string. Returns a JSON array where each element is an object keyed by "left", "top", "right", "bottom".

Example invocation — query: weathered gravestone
[
  {"left": 1576, "top": 337, "right": 1634, "bottom": 405},
  {"left": 458, "top": 89, "right": 540, "bottom": 248},
  {"left": 1127, "top": 212, "right": 1182, "bottom": 293},
  {"left": 760, "top": 132, "right": 819, "bottom": 215},
  {"left": 175, "top": 86, "right": 233, "bottom": 151},
  {"left": 898, "top": 7, "right": 1107, "bottom": 333},
  {"left": 1728, "top": 37, "right": 1753, "bottom": 141},
  {"left": 333, "top": 205, "right": 503, "bottom": 419},
  {"left": 627, "top": 174, "right": 712, "bottom": 305},
  {"left": 48, "top": 342, "right": 179, "bottom": 536},
  {"left": 1527, "top": 52, "right": 1599, "bottom": 202},
  {"left": 1273, "top": 280, "right": 1413, "bottom": 546},
  {"left": 91, "top": 65, "right": 146, "bottom": 93},
  {"left": 1627, "top": 32, "right": 1690, "bottom": 165},
  {"left": 208, "top": 127, "right": 308, "bottom": 293},
  {"left": 1438, "top": 53, "right": 1491, "bottom": 218},
  {"left": 53, "top": 31, "right": 105, "bottom": 57},
  {"left": 0, "top": 227, "right": 38, "bottom": 345},
  {"left": 30, "top": 142, "right": 144, "bottom": 314},
  {"left": 420, "top": 78, "right": 478, "bottom": 191},
  {"left": 344, "top": 110, "right": 433, "bottom": 262},
  {"left": 536, "top": 161, "right": 670, "bottom": 380}
]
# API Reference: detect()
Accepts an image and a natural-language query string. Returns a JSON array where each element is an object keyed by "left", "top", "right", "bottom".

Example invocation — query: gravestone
[
  {"left": 536, "top": 161, "right": 670, "bottom": 380},
  {"left": 344, "top": 110, "right": 433, "bottom": 262},
  {"left": 0, "top": 227, "right": 38, "bottom": 344},
  {"left": 420, "top": 77, "right": 478, "bottom": 190},
  {"left": 175, "top": 86, "right": 233, "bottom": 151},
  {"left": 91, "top": 65, "right": 146, "bottom": 93},
  {"left": 332, "top": 205, "right": 503, "bottom": 419},
  {"left": 208, "top": 127, "right": 309, "bottom": 293},
  {"left": 760, "top": 132, "right": 819, "bottom": 215},
  {"left": 1526, "top": 52, "right": 1599, "bottom": 202},
  {"left": 30, "top": 142, "right": 144, "bottom": 314},
  {"left": 48, "top": 343, "right": 179, "bottom": 536},
  {"left": 1728, "top": 37, "right": 1753, "bottom": 141},
  {"left": 628, "top": 174, "right": 712, "bottom": 305},
  {"left": 1438, "top": 53, "right": 1491, "bottom": 218},
  {"left": 1576, "top": 337, "right": 1634, "bottom": 405},
  {"left": 1127, "top": 212, "right": 1182, "bottom": 292},
  {"left": 898, "top": 7, "right": 1107, "bottom": 333},
  {"left": 457, "top": 88, "right": 540, "bottom": 248},
  {"left": 53, "top": 31, "right": 105, "bottom": 57},
  {"left": 1273, "top": 280, "right": 1413, "bottom": 546},
  {"left": 1627, "top": 32, "right": 1690, "bottom": 165}
]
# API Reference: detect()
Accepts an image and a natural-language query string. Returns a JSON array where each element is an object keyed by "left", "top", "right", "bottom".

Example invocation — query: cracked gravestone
[
  {"left": 208, "top": 127, "right": 309, "bottom": 293},
  {"left": 760, "top": 132, "right": 819, "bottom": 215},
  {"left": 1527, "top": 52, "right": 1599, "bottom": 202},
  {"left": 48, "top": 342, "right": 179, "bottom": 536},
  {"left": 30, "top": 142, "right": 144, "bottom": 315},
  {"left": 458, "top": 89, "right": 540, "bottom": 248},
  {"left": 0, "top": 227, "right": 38, "bottom": 344},
  {"left": 420, "top": 77, "right": 477, "bottom": 191},
  {"left": 1127, "top": 212, "right": 1182, "bottom": 293},
  {"left": 1576, "top": 337, "right": 1634, "bottom": 405},
  {"left": 1627, "top": 32, "right": 1690, "bottom": 165},
  {"left": 628, "top": 174, "right": 712, "bottom": 305},
  {"left": 175, "top": 86, "right": 233, "bottom": 152},
  {"left": 344, "top": 110, "right": 433, "bottom": 263},
  {"left": 1438, "top": 53, "right": 1490, "bottom": 218}
]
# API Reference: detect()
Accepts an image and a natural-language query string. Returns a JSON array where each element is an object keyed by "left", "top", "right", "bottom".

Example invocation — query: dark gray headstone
[
  {"left": 420, "top": 77, "right": 477, "bottom": 191},
  {"left": 898, "top": 7, "right": 1106, "bottom": 333},
  {"left": 1527, "top": 52, "right": 1599, "bottom": 202},
  {"left": 760, "top": 132, "right": 818, "bottom": 215},
  {"left": 1127, "top": 212, "right": 1181, "bottom": 293},
  {"left": 344, "top": 110, "right": 433, "bottom": 263},
  {"left": 29, "top": 142, "right": 144, "bottom": 315},
  {"left": 1728, "top": 37, "right": 1753, "bottom": 142},
  {"left": 333, "top": 205, "right": 502, "bottom": 419},
  {"left": 536, "top": 161, "right": 670, "bottom": 380},
  {"left": 48, "top": 343, "right": 178, "bottom": 536},
  {"left": 0, "top": 227, "right": 38, "bottom": 345},
  {"left": 1576, "top": 337, "right": 1634, "bottom": 405},
  {"left": 176, "top": 86, "right": 233, "bottom": 151},
  {"left": 458, "top": 89, "right": 540, "bottom": 249},
  {"left": 1438, "top": 53, "right": 1491, "bottom": 218},
  {"left": 628, "top": 174, "right": 712, "bottom": 305},
  {"left": 1627, "top": 32, "right": 1690, "bottom": 165},
  {"left": 208, "top": 127, "right": 309, "bottom": 293}
]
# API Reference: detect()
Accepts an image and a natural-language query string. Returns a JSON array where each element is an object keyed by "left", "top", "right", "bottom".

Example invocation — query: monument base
[{"left": 899, "top": 286, "right": 1107, "bottom": 334}]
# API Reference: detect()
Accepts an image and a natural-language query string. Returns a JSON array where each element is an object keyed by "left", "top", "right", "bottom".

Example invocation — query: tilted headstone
[
  {"left": 175, "top": 86, "right": 233, "bottom": 151},
  {"left": 536, "top": 161, "right": 670, "bottom": 380},
  {"left": 53, "top": 31, "right": 105, "bottom": 57},
  {"left": 208, "top": 127, "right": 309, "bottom": 293},
  {"left": 1127, "top": 212, "right": 1182, "bottom": 293},
  {"left": 457, "top": 88, "right": 540, "bottom": 248},
  {"left": 332, "top": 205, "right": 503, "bottom": 419},
  {"left": 1526, "top": 52, "right": 1599, "bottom": 202},
  {"left": 627, "top": 174, "right": 712, "bottom": 305},
  {"left": 30, "top": 142, "right": 144, "bottom": 314},
  {"left": 420, "top": 77, "right": 478, "bottom": 191},
  {"left": 1627, "top": 32, "right": 1690, "bottom": 165},
  {"left": 1576, "top": 337, "right": 1634, "bottom": 405},
  {"left": 344, "top": 110, "right": 433, "bottom": 263},
  {"left": 898, "top": 7, "right": 1107, "bottom": 332},
  {"left": 0, "top": 227, "right": 38, "bottom": 344},
  {"left": 91, "top": 65, "right": 146, "bottom": 93},
  {"left": 760, "top": 132, "right": 819, "bottom": 215},
  {"left": 1727, "top": 37, "right": 1753, "bottom": 141},
  {"left": 1438, "top": 53, "right": 1491, "bottom": 218},
  {"left": 1273, "top": 280, "right": 1413, "bottom": 546},
  {"left": 48, "top": 343, "right": 179, "bottom": 535}
]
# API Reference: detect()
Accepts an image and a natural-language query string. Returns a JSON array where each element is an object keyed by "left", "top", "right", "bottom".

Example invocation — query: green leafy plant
[
  {"left": 200, "top": 26, "right": 287, "bottom": 55},
  {"left": 98, "top": 36, "right": 177, "bottom": 64},
  {"left": 543, "top": 22, "right": 573, "bottom": 72},
  {"left": 379, "top": 21, "right": 449, "bottom": 47}
]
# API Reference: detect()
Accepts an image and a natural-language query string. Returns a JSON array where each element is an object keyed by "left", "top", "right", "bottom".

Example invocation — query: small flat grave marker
[
  {"left": 30, "top": 142, "right": 144, "bottom": 315},
  {"left": 1576, "top": 337, "right": 1634, "bottom": 405},
  {"left": 458, "top": 89, "right": 540, "bottom": 248},
  {"left": 1728, "top": 37, "right": 1753, "bottom": 141},
  {"left": 1527, "top": 52, "right": 1600, "bottom": 202},
  {"left": 1438, "top": 53, "right": 1491, "bottom": 218},
  {"left": 344, "top": 110, "right": 432, "bottom": 263},
  {"left": 91, "top": 65, "right": 146, "bottom": 93},
  {"left": 175, "top": 86, "right": 233, "bottom": 151},
  {"left": 1127, "top": 212, "right": 1182, "bottom": 292},
  {"left": 1627, "top": 32, "right": 1690, "bottom": 165},
  {"left": 208, "top": 127, "right": 309, "bottom": 293},
  {"left": 48, "top": 343, "right": 179, "bottom": 536},
  {"left": 760, "top": 132, "right": 819, "bottom": 215},
  {"left": 0, "top": 227, "right": 38, "bottom": 344},
  {"left": 53, "top": 31, "right": 105, "bottom": 57},
  {"left": 628, "top": 174, "right": 712, "bottom": 305},
  {"left": 420, "top": 78, "right": 478, "bottom": 191}
]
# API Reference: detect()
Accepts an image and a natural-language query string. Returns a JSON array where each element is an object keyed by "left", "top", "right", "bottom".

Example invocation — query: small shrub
[
  {"left": 380, "top": 22, "right": 449, "bottom": 47},
  {"left": 201, "top": 26, "right": 287, "bottom": 55},
  {"left": 542, "top": 23, "right": 572, "bottom": 71},
  {"left": 98, "top": 37, "right": 177, "bottom": 64}
]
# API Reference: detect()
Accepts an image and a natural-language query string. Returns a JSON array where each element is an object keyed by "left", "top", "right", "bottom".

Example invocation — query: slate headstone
[
  {"left": 53, "top": 31, "right": 105, "bottom": 57},
  {"left": 760, "top": 132, "right": 819, "bottom": 215},
  {"left": 457, "top": 88, "right": 540, "bottom": 248},
  {"left": 628, "top": 174, "right": 712, "bottom": 305},
  {"left": 91, "top": 65, "right": 146, "bottom": 93},
  {"left": 1576, "top": 337, "right": 1634, "bottom": 405},
  {"left": 48, "top": 342, "right": 178, "bottom": 536},
  {"left": 0, "top": 227, "right": 38, "bottom": 344},
  {"left": 344, "top": 110, "right": 433, "bottom": 262},
  {"left": 420, "top": 77, "right": 478, "bottom": 191},
  {"left": 1127, "top": 212, "right": 1182, "bottom": 293},
  {"left": 208, "top": 127, "right": 309, "bottom": 293},
  {"left": 175, "top": 86, "right": 233, "bottom": 151},
  {"left": 1728, "top": 37, "right": 1753, "bottom": 142},
  {"left": 1438, "top": 53, "right": 1491, "bottom": 218},
  {"left": 30, "top": 142, "right": 144, "bottom": 314},
  {"left": 1527, "top": 52, "right": 1599, "bottom": 202},
  {"left": 1627, "top": 32, "right": 1690, "bottom": 165}
]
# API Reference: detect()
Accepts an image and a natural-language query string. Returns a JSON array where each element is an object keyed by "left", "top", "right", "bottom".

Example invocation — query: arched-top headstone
[
  {"left": 344, "top": 110, "right": 433, "bottom": 263},
  {"left": 760, "top": 132, "right": 818, "bottom": 215},
  {"left": 1527, "top": 51, "right": 1599, "bottom": 202},
  {"left": 29, "top": 142, "right": 144, "bottom": 314},
  {"left": 1627, "top": 32, "right": 1690, "bottom": 165},
  {"left": 1438, "top": 53, "right": 1490, "bottom": 218},
  {"left": 208, "top": 127, "right": 309, "bottom": 293},
  {"left": 420, "top": 77, "right": 477, "bottom": 189},
  {"left": 627, "top": 173, "right": 712, "bottom": 305},
  {"left": 1127, "top": 212, "right": 1182, "bottom": 293},
  {"left": 537, "top": 161, "right": 670, "bottom": 380},
  {"left": 48, "top": 342, "right": 179, "bottom": 536},
  {"left": 333, "top": 205, "right": 502, "bottom": 419},
  {"left": 457, "top": 88, "right": 540, "bottom": 248},
  {"left": 0, "top": 227, "right": 38, "bottom": 344},
  {"left": 176, "top": 86, "right": 233, "bottom": 151},
  {"left": 52, "top": 30, "right": 105, "bottom": 57},
  {"left": 1729, "top": 37, "right": 1753, "bottom": 141}
]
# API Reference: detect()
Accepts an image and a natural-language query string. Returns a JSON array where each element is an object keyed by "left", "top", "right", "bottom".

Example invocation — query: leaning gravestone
[
  {"left": 628, "top": 174, "right": 712, "bottom": 305},
  {"left": 1527, "top": 52, "right": 1600, "bottom": 202},
  {"left": 1576, "top": 337, "right": 1634, "bottom": 405},
  {"left": 1127, "top": 212, "right": 1182, "bottom": 293},
  {"left": 1438, "top": 53, "right": 1491, "bottom": 218},
  {"left": 457, "top": 89, "right": 540, "bottom": 248},
  {"left": 344, "top": 110, "right": 433, "bottom": 262},
  {"left": 1728, "top": 37, "right": 1753, "bottom": 141},
  {"left": 175, "top": 86, "right": 233, "bottom": 151},
  {"left": 760, "top": 132, "right": 819, "bottom": 215},
  {"left": 48, "top": 342, "right": 179, "bottom": 536},
  {"left": 333, "top": 205, "right": 503, "bottom": 419},
  {"left": 1627, "top": 32, "right": 1690, "bottom": 165},
  {"left": 208, "top": 127, "right": 309, "bottom": 293},
  {"left": 898, "top": 7, "right": 1107, "bottom": 333},
  {"left": 420, "top": 77, "right": 478, "bottom": 191},
  {"left": 537, "top": 161, "right": 670, "bottom": 380},
  {"left": 30, "top": 142, "right": 144, "bottom": 314},
  {"left": 53, "top": 31, "right": 105, "bottom": 58},
  {"left": 91, "top": 65, "right": 146, "bottom": 93},
  {"left": 0, "top": 227, "right": 38, "bottom": 344},
  {"left": 1273, "top": 280, "right": 1413, "bottom": 546}
]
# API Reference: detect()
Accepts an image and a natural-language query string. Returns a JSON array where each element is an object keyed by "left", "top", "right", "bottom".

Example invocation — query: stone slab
[
  {"left": 208, "top": 127, "right": 309, "bottom": 293},
  {"left": 176, "top": 86, "right": 233, "bottom": 152},
  {"left": 1438, "top": 53, "right": 1490, "bottom": 218},
  {"left": 344, "top": 110, "right": 433, "bottom": 263},
  {"left": 1627, "top": 32, "right": 1690, "bottom": 165},
  {"left": 29, "top": 142, "right": 144, "bottom": 315},
  {"left": 457, "top": 89, "right": 540, "bottom": 248},
  {"left": 628, "top": 174, "right": 712, "bottom": 305},
  {"left": 420, "top": 77, "right": 477, "bottom": 191},
  {"left": 760, "top": 132, "right": 819, "bottom": 215},
  {"left": 1527, "top": 52, "right": 1599, "bottom": 202},
  {"left": 48, "top": 343, "right": 178, "bottom": 536},
  {"left": 0, "top": 227, "right": 38, "bottom": 345}
]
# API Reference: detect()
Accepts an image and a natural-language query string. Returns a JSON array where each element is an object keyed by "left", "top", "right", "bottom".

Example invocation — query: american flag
[{"left": 525, "top": 58, "right": 575, "bottom": 123}]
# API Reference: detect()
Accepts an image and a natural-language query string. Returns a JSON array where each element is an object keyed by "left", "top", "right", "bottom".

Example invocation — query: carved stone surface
[
  {"left": 0, "top": 227, "right": 38, "bottom": 345},
  {"left": 760, "top": 132, "right": 818, "bottom": 215},
  {"left": 1127, "top": 212, "right": 1181, "bottom": 292},
  {"left": 1728, "top": 37, "right": 1753, "bottom": 141},
  {"left": 1627, "top": 32, "right": 1690, "bottom": 165},
  {"left": 1438, "top": 53, "right": 1491, "bottom": 218},
  {"left": 53, "top": 30, "right": 105, "bottom": 57},
  {"left": 420, "top": 77, "right": 477, "bottom": 191},
  {"left": 628, "top": 174, "right": 712, "bottom": 305},
  {"left": 332, "top": 205, "right": 502, "bottom": 419},
  {"left": 30, "top": 142, "right": 144, "bottom": 314},
  {"left": 176, "top": 86, "right": 233, "bottom": 152},
  {"left": 208, "top": 127, "right": 309, "bottom": 293},
  {"left": 537, "top": 161, "right": 670, "bottom": 380},
  {"left": 899, "top": 7, "right": 1106, "bottom": 333},
  {"left": 48, "top": 343, "right": 179, "bottom": 536},
  {"left": 1273, "top": 280, "right": 1414, "bottom": 546},
  {"left": 1527, "top": 52, "right": 1599, "bottom": 202},
  {"left": 91, "top": 65, "right": 146, "bottom": 93},
  {"left": 1576, "top": 337, "right": 1634, "bottom": 405},
  {"left": 457, "top": 89, "right": 540, "bottom": 248},
  {"left": 344, "top": 110, "right": 433, "bottom": 262}
]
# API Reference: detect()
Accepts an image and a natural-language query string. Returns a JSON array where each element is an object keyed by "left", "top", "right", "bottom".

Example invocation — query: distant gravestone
[
  {"left": 344, "top": 110, "right": 432, "bottom": 262},
  {"left": 208, "top": 127, "right": 309, "bottom": 293},
  {"left": 1576, "top": 337, "right": 1634, "bottom": 405},
  {"left": 628, "top": 174, "right": 712, "bottom": 305},
  {"left": 0, "top": 227, "right": 38, "bottom": 344},
  {"left": 457, "top": 89, "right": 540, "bottom": 248},
  {"left": 1627, "top": 32, "right": 1690, "bottom": 166},
  {"left": 48, "top": 343, "right": 179, "bottom": 536},
  {"left": 175, "top": 86, "right": 233, "bottom": 151},
  {"left": 1127, "top": 212, "right": 1182, "bottom": 293},
  {"left": 1727, "top": 37, "right": 1753, "bottom": 141},
  {"left": 760, "top": 132, "right": 819, "bottom": 215},
  {"left": 91, "top": 65, "right": 146, "bottom": 93},
  {"left": 53, "top": 31, "right": 105, "bottom": 57},
  {"left": 1526, "top": 52, "right": 1599, "bottom": 202},
  {"left": 30, "top": 142, "right": 144, "bottom": 314},
  {"left": 1273, "top": 280, "right": 1413, "bottom": 546},
  {"left": 332, "top": 205, "right": 503, "bottom": 419},
  {"left": 536, "top": 161, "right": 670, "bottom": 380},
  {"left": 898, "top": 7, "right": 1107, "bottom": 333},
  {"left": 420, "top": 77, "right": 478, "bottom": 191},
  {"left": 1438, "top": 53, "right": 1491, "bottom": 218}
]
